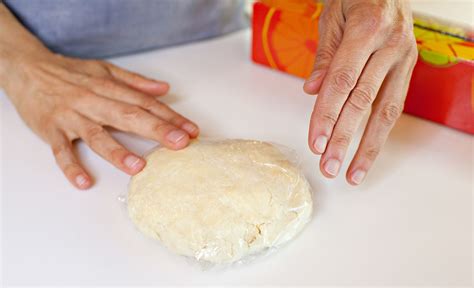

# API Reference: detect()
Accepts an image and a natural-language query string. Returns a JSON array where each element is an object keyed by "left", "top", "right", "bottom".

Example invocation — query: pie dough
[{"left": 128, "top": 139, "right": 313, "bottom": 263}]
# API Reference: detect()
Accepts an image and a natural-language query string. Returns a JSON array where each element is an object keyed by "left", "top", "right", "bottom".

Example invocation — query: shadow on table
[
  {"left": 158, "top": 92, "right": 181, "bottom": 105},
  {"left": 361, "top": 114, "right": 442, "bottom": 189}
]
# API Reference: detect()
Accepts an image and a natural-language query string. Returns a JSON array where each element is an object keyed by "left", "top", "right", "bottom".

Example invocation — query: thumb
[{"left": 303, "top": 9, "right": 343, "bottom": 95}]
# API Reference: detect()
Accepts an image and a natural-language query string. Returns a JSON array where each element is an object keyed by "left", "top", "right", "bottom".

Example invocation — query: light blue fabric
[{"left": 4, "top": 0, "right": 247, "bottom": 58}]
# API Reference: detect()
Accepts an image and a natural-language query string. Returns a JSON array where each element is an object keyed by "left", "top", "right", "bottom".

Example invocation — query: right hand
[{"left": 2, "top": 51, "right": 199, "bottom": 189}]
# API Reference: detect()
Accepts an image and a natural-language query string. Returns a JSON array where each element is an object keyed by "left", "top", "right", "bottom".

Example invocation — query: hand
[
  {"left": 303, "top": 0, "right": 417, "bottom": 185},
  {"left": 2, "top": 51, "right": 199, "bottom": 189}
]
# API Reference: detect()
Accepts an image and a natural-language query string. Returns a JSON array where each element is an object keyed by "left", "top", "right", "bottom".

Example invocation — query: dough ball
[{"left": 128, "top": 139, "right": 313, "bottom": 263}]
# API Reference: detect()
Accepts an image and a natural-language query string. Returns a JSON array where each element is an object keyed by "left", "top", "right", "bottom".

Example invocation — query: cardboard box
[{"left": 252, "top": 0, "right": 474, "bottom": 134}]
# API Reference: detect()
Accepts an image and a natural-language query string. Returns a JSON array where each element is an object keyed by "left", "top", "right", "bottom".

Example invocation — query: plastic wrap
[{"left": 125, "top": 139, "right": 313, "bottom": 265}]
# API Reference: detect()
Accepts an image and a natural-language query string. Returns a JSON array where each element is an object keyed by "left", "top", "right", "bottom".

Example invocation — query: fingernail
[
  {"left": 324, "top": 159, "right": 341, "bottom": 176},
  {"left": 75, "top": 174, "right": 89, "bottom": 187},
  {"left": 166, "top": 130, "right": 187, "bottom": 144},
  {"left": 182, "top": 123, "right": 197, "bottom": 134},
  {"left": 146, "top": 80, "right": 166, "bottom": 88},
  {"left": 351, "top": 170, "right": 366, "bottom": 185},
  {"left": 304, "top": 79, "right": 317, "bottom": 90},
  {"left": 304, "top": 76, "right": 321, "bottom": 94},
  {"left": 124, "top": 155, "right": 143, "bottom": 171},
  {"left": 142, "top": 81, "right": 169, "bottom": 92},
  {"left": 313, "top": 135, "right": 328, "bottom": 154}
]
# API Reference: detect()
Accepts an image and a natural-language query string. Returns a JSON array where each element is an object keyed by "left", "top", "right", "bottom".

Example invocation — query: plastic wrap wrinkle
[{"left": 126, "top": 139, "right": 313, "bottom": 265}]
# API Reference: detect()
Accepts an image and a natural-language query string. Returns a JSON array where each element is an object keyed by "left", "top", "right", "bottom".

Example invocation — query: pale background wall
[
  {"left": 245, "top": 0, "right": 474, "bottom": 27},
  {"left": 410, "top": 0, "right": 473, "bottom": 27}
]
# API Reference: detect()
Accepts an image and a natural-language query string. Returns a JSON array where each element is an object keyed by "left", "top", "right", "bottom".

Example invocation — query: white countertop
[{"left": 1, "top": 27, "right": 472, "bottom": 286}]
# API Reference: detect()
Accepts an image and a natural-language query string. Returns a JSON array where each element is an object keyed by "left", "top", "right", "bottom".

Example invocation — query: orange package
[
  {"left": 252, "top": 0, "right": 323, "bottom": 78},
  {"left": 252, "top": 0, "right": 474, "bottom": 134}
]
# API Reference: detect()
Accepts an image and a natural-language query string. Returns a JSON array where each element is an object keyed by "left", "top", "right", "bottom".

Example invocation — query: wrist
[
  {"left": 0, "top": 3, "right": 51, "bottom": 89},
  {"left": 0, "top": 46, "right": 15, "bottom": 89},
  {"left": 0, "top": 43, "right": 52, "bottom": 88}
]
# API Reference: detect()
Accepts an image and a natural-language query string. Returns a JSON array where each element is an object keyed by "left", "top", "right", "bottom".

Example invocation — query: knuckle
[
  {"left": 128, "top": 72, "right": 142, "bottom": 82},
  {"left": 141, "top": 98, "right": 159, "bottom": 112},
  {"left": 379, "top": 103, "right": 403, "bottom": 125},
  {"left": 39, "top": 116, "right": 54, "bottom": 130},
  {"left": 364, "top": 146, "right": 381, "bottom": 161},
  {"left": 85, "top": 59, "right": 110, "bottom": 75},
  {"left": 315, "top": 49, "right": 334, "bottom": 66},
  {"left": 50, "top": 108, "right": 70, "bottom": 122},
  {"left": 350, "top": 5, "right": 386, "bottom": 34},
  {"left": 118, "top": 68, "right": 142, "bottom": 82},
  {"left": 331, "top": 132, "right": 352, "bottom": 148},
  {"left": 63, "top": 164, "right": 80, "bottom": 177},
  {"left": 84, "top": 125, "right": 105, "bottom": 142},
  {"left": 319, "top": 17, "right": 328, "bottom": 30},
  {"left": 109, "top": 147, "right": 127, "bottom": 162},
  {"left": 149, "top": 102, "right": 185, "bottom": 126},
  {"left": 52, "top": 143, "right": 70, "bottom": 158},
  {"left": 121, "top": 106, "right": 144, "bottom": 121},
  {"left": 365, "top": 10, "right": 385, "bottom": 32},
  {"left": 94, "top": 77, "right": 116, "bottom": 89},
  {"left": 49, "top": 109, "right": 79, "bottom": 131},
  {"left": 387, "top": 23, "right": 414, "bottom": 47},
  {"left": 348, "top": 85, "right": 376, "bottom": 111},
  {"left": 319, "top": 111, "right": 339, "bottom": 125},
  {"left": 320, "top": 8, "right": 330, "bottom": 22},
  {"left": 331, "top": 67, "right": 358, "bottom": 92},
  {"left": 319, "top": 7, "right": 335, "bottom": 29},
  {"left": 169, "top": 115, "right": 186, "bottom": 127},
  {"left": 152, "top": 122, "right": 172, "bottom": 134},
  {"left": 400, "top": 23, "right": 414, "bottom": 41}
]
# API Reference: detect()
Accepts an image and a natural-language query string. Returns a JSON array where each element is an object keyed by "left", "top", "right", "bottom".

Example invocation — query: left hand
[{"left": 303, "top": 0, "right": 418, "bottom": 185}]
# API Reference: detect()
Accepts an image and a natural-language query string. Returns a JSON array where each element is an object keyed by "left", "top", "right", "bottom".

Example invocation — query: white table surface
[{"left": 1, "top": 21, "right": 473, "bottom": 288}]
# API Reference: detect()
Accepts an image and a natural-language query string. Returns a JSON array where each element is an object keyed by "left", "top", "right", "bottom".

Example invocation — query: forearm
[{"left": 0, "top": 4, "right": 50, "bottom": 89}]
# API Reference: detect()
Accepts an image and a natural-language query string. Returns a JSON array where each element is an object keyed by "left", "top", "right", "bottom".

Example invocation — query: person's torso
[{"left": 5, "top": 0, "right": 246, "bottom": 58}]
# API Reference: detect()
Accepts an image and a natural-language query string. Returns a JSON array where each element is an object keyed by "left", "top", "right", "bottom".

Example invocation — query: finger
[
  {"left": 303, "top": 4, "right": 343, "bottom": 95},
  {"left": 82, "top": 78, "right": 199, "bottom": 137},
  {"left": 308, "top": 21, "right": 378, "bottom": 156},
  {"left": 49, "top": 130, "right": 92, "bottom": 190},
  {"left": 346, "top": 59, "right": 415, "bottom": 185},
  {"left": 145, "top": 101, "right": 199, "bottom": 138},
  {"left": 65, "top": 113, "right": 146, "bottom": 175},
  {"left": 71, "top": 93, "right": 190, "bottom": 149},
  {"left": 319, "top": 50, "right": 393, "bottom": 178},
  {"left": 106, "top": 63, "right": 170, "bottom": 96}
]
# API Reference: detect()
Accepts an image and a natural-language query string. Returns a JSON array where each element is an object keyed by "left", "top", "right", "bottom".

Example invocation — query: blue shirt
[{"left": 4, "top": 0, "right": 246, "bottom": 58}]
